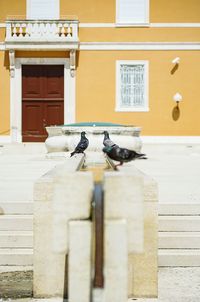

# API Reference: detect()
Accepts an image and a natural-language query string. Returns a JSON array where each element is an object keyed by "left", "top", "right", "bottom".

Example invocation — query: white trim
[
  {"left": 80, "top": 42, "right": 200, "bottom": 50},
  {"left": 0, "top": 43, "right": 5, "bottom": 51},
  {"left": 116, "top": 60, "right": 149, "bottom": 112},
  {"left": 79, "top": 23, "right": 115, "bottom": 28},
  {"left": 10, "top": 58, "right": 75, "bottom": 143},
  {"left": 0, "top": 136, "right": 11, "bottom": 143},
  {"left": 151, "top": 23, "right": 200, "bottom": 28},
  {"left": 2, "top": 22, "right": 200, "bottom": 28},
  {"left": 141, "top": 136, "right": 200, "bottom": 144},
  {"left": 79, "top": 22, "right": 200, "bottom": 28}
]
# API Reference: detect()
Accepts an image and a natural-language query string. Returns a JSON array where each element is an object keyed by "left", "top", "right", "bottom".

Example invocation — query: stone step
[
  {"left": 159, "top": 232, "right": 200, "bottom": 249},
  {"left": 0, "top": 143, "right": 46, "bottom": 154},
  {"left": 0, "top": 248, "right": 200, "bottom": 267},
  {"left": 0, "top": 202, "right": 33, "bottom": 215},
  {"left": 158, "top": 249, "right": 200, "bottom": 267},
  {"left": 0, "top": 249, "right": 33, "bottom": 265},
  {"left": 0, "top": 182, "right": 34, "bottom": 201},
  {"left": 0, "top": 231, "right": 33, "bottom": 248},
  {"left": 158, "top": 203, "right": 200, "bottom": 216},
  {"left": 0, "top": 215, "right": 33, "bottom": 231},
  {"left": 159, "top": 216, "right": 200, "bottom": 232}
]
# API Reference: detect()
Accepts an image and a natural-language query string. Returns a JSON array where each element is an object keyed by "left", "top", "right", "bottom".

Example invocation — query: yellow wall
[
  {"left": 76, "top": 51, "right": 200, "bottom": 136},
  {"left": 0, "top": 51, "right": 10, "bottom": 135},
  {"left": 1, "top": 0, "right": 200, "bottom": 23},
  {"left": 60, "top": 0, "right": 200, "bottom": 23},
  {"left": 1, "top": 0, "right": 200, "bottom": 136},
  {"left": 79, "top": 28, "right": 200, "bottom": 42},
  {"left": 0, "top": 0, "right": 26, "bottom": 21}
]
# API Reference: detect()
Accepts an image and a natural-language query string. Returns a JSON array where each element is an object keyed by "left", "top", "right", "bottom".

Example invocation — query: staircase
[
  {"left": 158, "top": 203, "right": 200, "bottom": 266},
  {"left": 1, "top": 201, "right": 200, "bottom": 267},
  {"left": 0, "top": 143, "right": 61, "bottom": 268},
  {"left": 0, "top": 144, "right": 200, "bottom": 268}
]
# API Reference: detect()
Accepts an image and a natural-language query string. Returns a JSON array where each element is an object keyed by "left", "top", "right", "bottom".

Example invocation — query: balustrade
[{"left": 6, "top": 20, "right": 79, "bottom": 42}]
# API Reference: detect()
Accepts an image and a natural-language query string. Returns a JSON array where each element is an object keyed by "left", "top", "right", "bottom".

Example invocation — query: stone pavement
[
  {"left": 0, "top": 268, "right": 200, "bottom": 302},
  {"left": 134, "top": 143, "right": 200, "bottom": 204}
]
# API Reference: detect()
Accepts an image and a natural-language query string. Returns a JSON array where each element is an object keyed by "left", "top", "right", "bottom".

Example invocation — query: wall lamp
[
  {"left": 173, "top": 92, "right": 182, "bottom": 103},
  {"left": 172, "top": 57, "right": 180, "bottom": 64}
]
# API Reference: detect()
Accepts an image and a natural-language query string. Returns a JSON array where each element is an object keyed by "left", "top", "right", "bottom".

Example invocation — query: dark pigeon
[
  {"left": 70, "top": 131, "right": 89, "bottom": 157},
  {"left": 103, "top": 145, "right": 147, "bottom": 169},
  {"left": 103, "top": 130, "right": 118, "bottom": 148}
]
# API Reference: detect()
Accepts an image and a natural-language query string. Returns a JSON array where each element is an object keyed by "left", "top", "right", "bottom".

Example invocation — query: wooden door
[{"left": 22, "top": 65, "right": 64, "bottom": 142}]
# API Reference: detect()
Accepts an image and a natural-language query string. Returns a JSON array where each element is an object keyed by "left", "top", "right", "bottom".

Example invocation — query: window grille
[{"left": 116, "top": 61, "right": 148, "bottom": 112}]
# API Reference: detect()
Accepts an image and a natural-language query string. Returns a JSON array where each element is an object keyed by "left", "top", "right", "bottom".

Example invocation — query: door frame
[{"left": 10, "top": 57, "right": 75, "bottom": 142}]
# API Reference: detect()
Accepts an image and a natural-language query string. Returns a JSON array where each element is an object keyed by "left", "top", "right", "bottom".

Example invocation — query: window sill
[
  {"left": 115, "top": 23, "right": 150, "bottom": 28},
  {"left": 115, "top": 107, "right": 149, "bottom": 112}
]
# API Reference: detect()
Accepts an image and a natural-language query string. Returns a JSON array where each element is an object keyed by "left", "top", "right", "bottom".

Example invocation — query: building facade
[{"left": 0, "top": 0, "right": 200, "bottom": 142}]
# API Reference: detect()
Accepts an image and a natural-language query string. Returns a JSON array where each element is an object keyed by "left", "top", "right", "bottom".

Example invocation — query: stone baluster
[
  {"left": 46, "top": 22, "right": 50, "bottom": 37},
  {"left": 19, "top": 24, "right": 23, "bottom": 37},
  {"left": 25, "top": 23, "right": 31, "bottom": 37},
  {"left": 61, "top": 24, "right": 65, "bottom": 37},
  {"left": 67, "top": 24, "right": 71, "bottom": 37},
  {"left": 12, "top": 24, "right": 17, "bottom": 37}
]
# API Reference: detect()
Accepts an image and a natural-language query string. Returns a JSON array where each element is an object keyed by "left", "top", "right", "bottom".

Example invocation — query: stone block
[
  {"left": 52, "top": 172, "right": 93, "bottom": 253},
  {"left": 104, "top": 219, "right": 128, "bottom": 302},
  {"left": 128, "top": 201, "right": 158, "bottom": 298},
  {"left": 68, "top": 221, "right": 92, "bottom": 302},
  {"left": 33, "top": 157, "right": 93, "bottom": 298},
  {"left": 104, "top": 171, "right": 144, "bottom": 253}
]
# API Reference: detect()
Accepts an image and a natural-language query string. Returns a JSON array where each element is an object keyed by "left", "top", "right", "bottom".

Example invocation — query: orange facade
[{"left": 0, "top": 0, "right": 200, "bottom": 139}]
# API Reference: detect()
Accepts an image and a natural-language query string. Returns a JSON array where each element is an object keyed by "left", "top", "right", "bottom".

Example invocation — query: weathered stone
[
  {"left": 68, "top": 221, "right": 92, "bottom": 302},
  {"left": 104, "top": 171, "right": 144, "bottom": 253}
]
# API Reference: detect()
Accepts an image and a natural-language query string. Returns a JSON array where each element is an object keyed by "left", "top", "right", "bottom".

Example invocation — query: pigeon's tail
[
  {"left": 70, "top": 151, "right": 76, "bottom": 157},
  {"left": 136, "top": 152, "right": 147, "bottom": 159}
]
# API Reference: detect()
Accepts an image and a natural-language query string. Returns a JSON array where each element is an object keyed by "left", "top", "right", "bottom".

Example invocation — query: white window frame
[
  {"left": 116, "top": 0, "right": 149, "bottom": 27},
  {"left": 26, "top": 0, "right": 60, "bottom": 20},
  {"left": 116, "top": 60, "right": 149, "bottom": 112}
]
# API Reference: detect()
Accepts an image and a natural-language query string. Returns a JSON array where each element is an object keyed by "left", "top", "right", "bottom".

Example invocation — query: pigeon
[
  {"left": 103, "top": 130, "right": 118, "bottom": 148},
  {"left": 103, "top": 145, "right": 147, "bottom": 169},
  {"left": 70, "top": 131, "right": 89, "bottom": 157}
]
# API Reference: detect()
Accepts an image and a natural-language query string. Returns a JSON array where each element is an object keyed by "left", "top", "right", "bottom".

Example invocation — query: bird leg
[{"left": 114, "top": 162, "right": 123, "bottom": 170}]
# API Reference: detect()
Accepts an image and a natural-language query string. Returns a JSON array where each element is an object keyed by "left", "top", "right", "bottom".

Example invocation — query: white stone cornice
[
  {"left": 80, "top": 42, "right": 200, "bottom": 50},
  {"left": 79, "top": 22, "right": 200, "bottom": 28},
  {"left": 1, "top": 22, "right": 200, "bottom": 28}
]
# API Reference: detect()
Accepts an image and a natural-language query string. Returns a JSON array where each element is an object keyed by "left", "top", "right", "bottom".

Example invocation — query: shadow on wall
[
  {"left": 170, "top": 63, "right": 179, "bottom": 75},
  {"left": 172, "top": 104, "right": 180, "bottom": 121}
]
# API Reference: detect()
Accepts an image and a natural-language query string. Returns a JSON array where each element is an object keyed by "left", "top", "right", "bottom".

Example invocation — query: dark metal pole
[{"left": 93, "top": 183, "right": 104, "bottom": 288}]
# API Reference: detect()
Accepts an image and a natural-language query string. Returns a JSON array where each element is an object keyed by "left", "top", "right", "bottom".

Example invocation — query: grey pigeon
[
  {"left": 103, "top": 145, "right": 147, "bottom": 169},
  {"left": 70, "top": 131, "right": 89, "bottom": 157},
  {"left": 103, "top": 130, "right": 117, "bottom": 148}
]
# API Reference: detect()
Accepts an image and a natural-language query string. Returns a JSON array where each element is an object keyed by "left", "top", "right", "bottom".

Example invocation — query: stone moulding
[{"left": 45, "top": 124, "right": 142, "bottom": 153}]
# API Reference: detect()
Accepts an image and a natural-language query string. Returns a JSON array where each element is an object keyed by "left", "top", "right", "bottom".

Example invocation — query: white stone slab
[
  {"left": 68, "top": 221, "right": 92, "bottom": 302},
  {"left": 104, "top": 219, "right": 128, "bottom": 302},
  {"left": 104, "top": 171, "right": 144, "bottom": 253}
]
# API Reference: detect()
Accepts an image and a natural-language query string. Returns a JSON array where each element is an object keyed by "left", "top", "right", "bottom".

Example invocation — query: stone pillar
[
  {"left": 33, "top": 155, "right": 93, "bottom": 298},
  {"left": 68, "top": 221, "right": 92, "bottom": 302},
  {"left": 104, "top": 220, "right": 128, "bottom": 302}
]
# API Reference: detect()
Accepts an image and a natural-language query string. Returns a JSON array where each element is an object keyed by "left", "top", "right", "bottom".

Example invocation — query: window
[
  {"left": 26, "top": 0, "right": 59, "bottom": 20},
  {"left": 116, "top": 60, "right": 149, "bottom": 112},
  {"left": 116, "top": 0, "right": 149, "bottom": 25}
]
